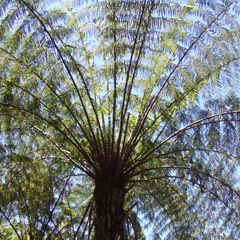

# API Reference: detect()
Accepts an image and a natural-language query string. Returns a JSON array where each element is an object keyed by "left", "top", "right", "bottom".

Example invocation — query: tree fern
[{"left": 1, "top": 0, "right": 240, "bottom": 239}]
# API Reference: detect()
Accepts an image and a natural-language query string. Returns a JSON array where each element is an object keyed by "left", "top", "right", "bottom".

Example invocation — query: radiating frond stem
[
  {"left": 125, "top": 140, "right": 237, "bottom": 176},
  {"left": 141, "top": 55, "right": 240, "bottom": 144},
  {"left": 125, "top": 55, "right": 240, "bottom": 170},
  {"left": 144, "top": 175, "right": 239, "bottom": 216},
  {"left": 118, "top": 0, "right": 148, "bottom": 153},
  {"left": 32, "top": 125, "right": 97, "bottom": 179},
  {"left": 0, "top": 207, "right": 22, "bottom": 240},
  {"left": 18, "top": 0, "right": 104, "bottom": 165},
  {"left": 116, "top": 0, "right": 155, "bottom": 164},
  {"left": 44, "top": 9, "right": 107, "bottom": 159},
  {"left": 86, "top": 56, "right": 107, "bottom": 157},
  {"left": 0, "top": 47, "right": 97, "bottom": 152},
  {"left": 121, "top": 112, "right": 130, "bottom": 157},
  {"left": 151, "top": 111, "right": 175, "bottom": 146},
  {"left": 117, "top": 89, "right": 155, "bottom": 176},
  {"left": 159, "top": 147, "right": 237, "bottom": 159},
  {"left": 111, "top": 1, "right": 118, "bottom": 162},
  {"left": 123, "top": 0, "right": 155, "bottom": 118},
  {"left": 123, "top": 100, "right": 174, "bottom": 168},
  {"left": 107, "top": 69, "right": 111, "bottom": 157},
  {"left": 134, "top": 0, "right": 236, "bottom": 143},
  {"left": 126, "top": 110, "right": 240, "bottom": 174},
  {"left": 130, "top": 165, "right": 240, "bottom": 198},
  {"left": 0, "top": 101, "right": 97, "bottom": 174},
  {"left": 0, "top": 103, "right": 77, "bottom": 152},
  {"left": 8, "top": 82, "right": 88, "bottom": 153},
  {"left": 150, "top": 0, "right": 234, "bottom": 106},
  {"left": 63, "top": 49, "right": 107, "bottom": 158}
]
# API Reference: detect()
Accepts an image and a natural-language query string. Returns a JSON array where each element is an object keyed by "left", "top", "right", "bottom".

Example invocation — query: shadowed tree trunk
[{"left": 94, "top": 173, "right": 127, "bottom": 239}]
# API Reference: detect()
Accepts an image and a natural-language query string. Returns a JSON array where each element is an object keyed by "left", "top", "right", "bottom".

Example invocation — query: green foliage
[{"left": 1, "top": 0, "right": 240, "bottom": 239}]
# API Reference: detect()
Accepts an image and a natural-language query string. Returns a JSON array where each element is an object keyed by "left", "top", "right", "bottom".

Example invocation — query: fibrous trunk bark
[{"left": 94, "top": 180, "right": 126, "bottom": 240}]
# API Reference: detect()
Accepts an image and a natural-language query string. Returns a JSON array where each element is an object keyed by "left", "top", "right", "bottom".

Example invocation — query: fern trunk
[{"left": 94, "top": 179, "right": 126, "bottom": 240}]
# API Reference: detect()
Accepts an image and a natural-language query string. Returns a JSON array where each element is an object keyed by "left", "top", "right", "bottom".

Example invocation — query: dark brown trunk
[{"left": 93, "top": 179, "right": 126, "bottom": 240}]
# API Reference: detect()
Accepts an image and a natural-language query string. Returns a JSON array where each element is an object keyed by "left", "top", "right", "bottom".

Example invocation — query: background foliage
[{"left": 1, "top": 0, "right": 240, "bottom": 239}]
